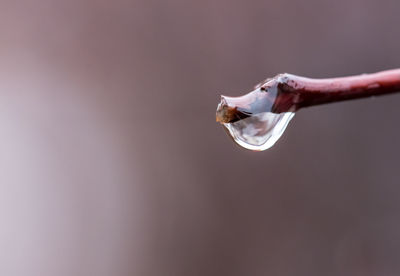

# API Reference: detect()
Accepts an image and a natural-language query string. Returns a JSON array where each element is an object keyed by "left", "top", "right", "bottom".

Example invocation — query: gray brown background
[{"left": 1, "top": 0, "right": 400, "bottom": 275}]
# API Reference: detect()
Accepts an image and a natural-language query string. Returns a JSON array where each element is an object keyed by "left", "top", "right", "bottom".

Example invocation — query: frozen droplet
[{"left": 223, "top": 111, "right": 294, "bottom": 151}]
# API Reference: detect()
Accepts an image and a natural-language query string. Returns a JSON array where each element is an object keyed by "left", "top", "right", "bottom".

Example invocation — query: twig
[{"left": 216, "top": 69, "right": 400, "bottom": 124}]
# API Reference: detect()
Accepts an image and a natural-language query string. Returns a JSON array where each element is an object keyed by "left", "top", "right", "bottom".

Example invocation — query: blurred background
[{"left": 1, "top": 0, "right": 400, "bottom": 275}]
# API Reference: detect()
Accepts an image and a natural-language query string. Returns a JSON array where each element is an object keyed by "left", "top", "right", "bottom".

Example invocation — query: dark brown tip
[{"left": 216, "top": 96, "right": 238, "bottom": 123}]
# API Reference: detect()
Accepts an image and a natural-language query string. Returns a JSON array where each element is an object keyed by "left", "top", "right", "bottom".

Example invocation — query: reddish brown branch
[{"left": 216, "top": 69, "right": 400, "bottom": 124}]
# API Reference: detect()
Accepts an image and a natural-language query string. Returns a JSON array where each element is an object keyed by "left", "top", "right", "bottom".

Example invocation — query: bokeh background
[{"left": 1, "top": 1, "right": 400, "bottom": 275}]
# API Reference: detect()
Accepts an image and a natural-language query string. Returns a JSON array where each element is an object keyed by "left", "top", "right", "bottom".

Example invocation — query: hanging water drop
[
  {"left": 223, "top": 111, "right": 294, "bottom": 151},
  {"left": 216, "top": 77, "right": 297, "bottom": 151}
]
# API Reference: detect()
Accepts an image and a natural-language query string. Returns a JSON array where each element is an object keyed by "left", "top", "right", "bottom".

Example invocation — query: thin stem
[
  {"left": 216, "top": 69, "right": 400, "bottom": 124},
  {"left": 288, "top": 69, "right": 400, "bottom": 108}
]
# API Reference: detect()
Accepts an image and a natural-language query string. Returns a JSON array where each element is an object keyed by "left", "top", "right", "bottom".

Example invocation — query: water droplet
[
  {"left": 217, "top": 78, "right": 298, "bottom": 151},
  {"left": 223, "top": 111, "right": 294, "bottom": 151}
]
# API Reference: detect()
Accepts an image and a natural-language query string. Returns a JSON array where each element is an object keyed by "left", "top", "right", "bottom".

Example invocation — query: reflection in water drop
[{"left": 223, "top": 112, "right": 295, "bottom": 151}]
